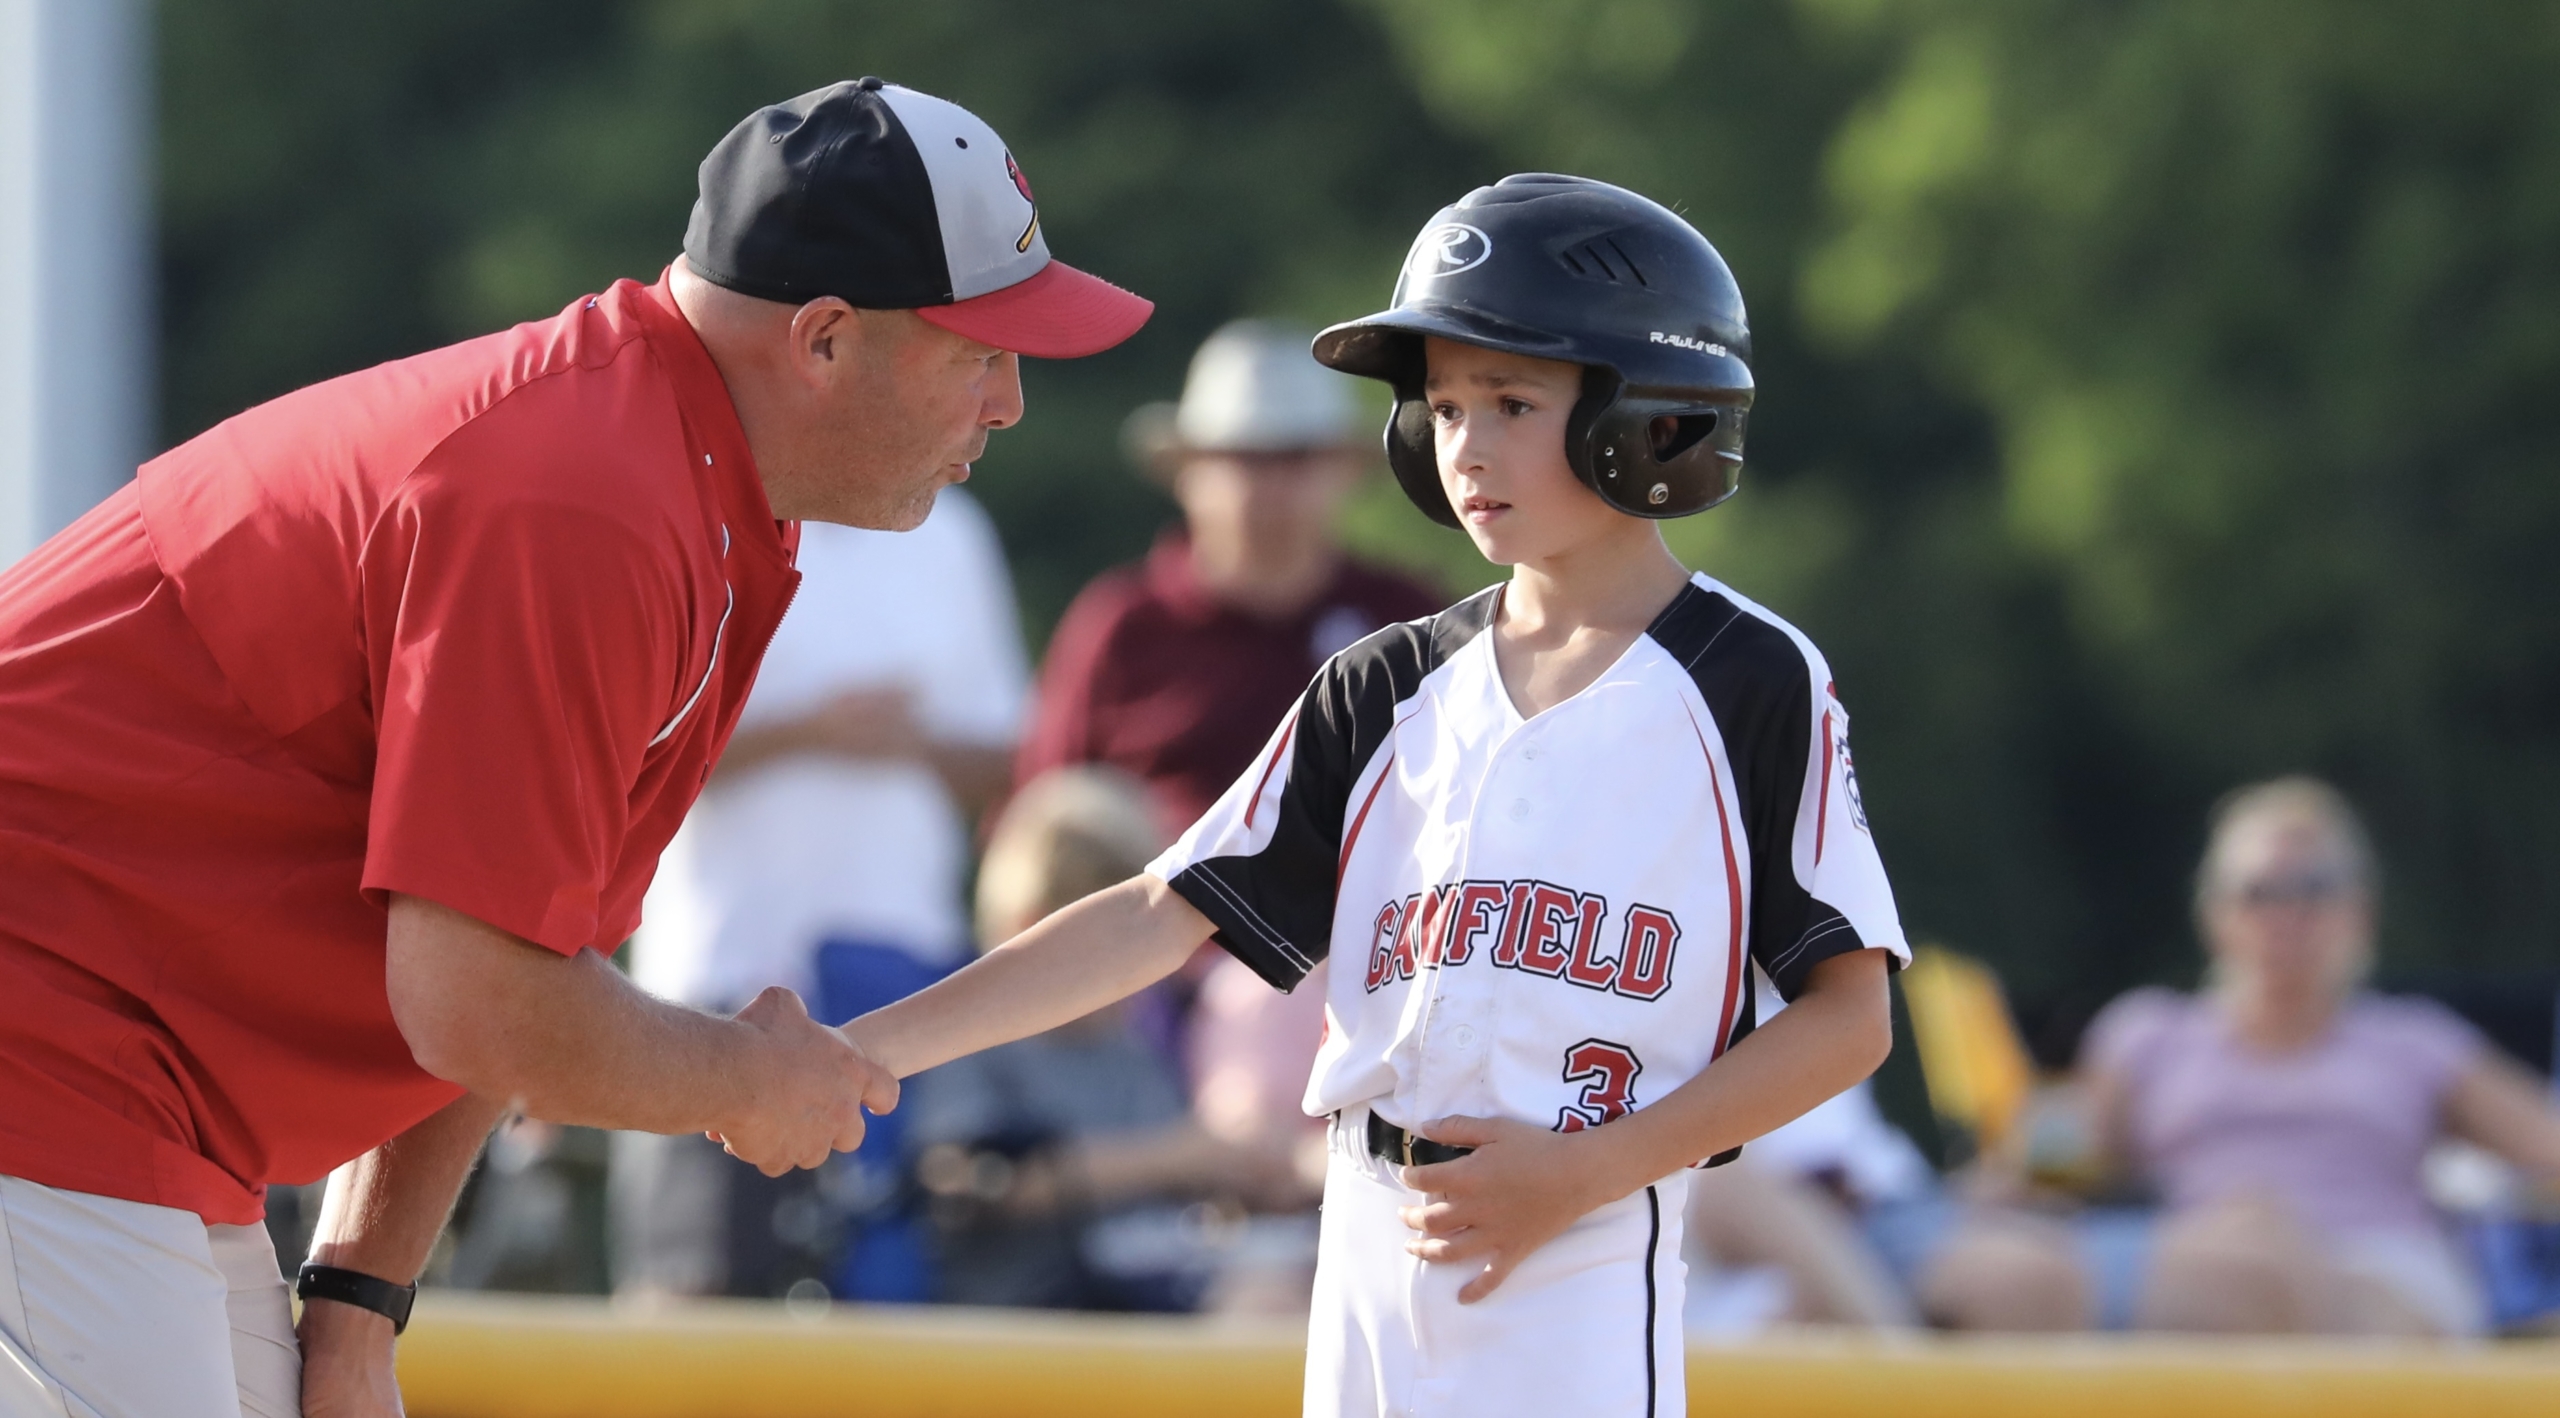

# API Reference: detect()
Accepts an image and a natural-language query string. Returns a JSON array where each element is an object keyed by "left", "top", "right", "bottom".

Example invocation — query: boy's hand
[{"left": 1396, "top": 1115, "right": 1623, "bottom": 1303}]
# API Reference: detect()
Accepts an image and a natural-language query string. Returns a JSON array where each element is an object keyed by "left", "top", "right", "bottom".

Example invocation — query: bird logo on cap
[{"left": 1007, "top": 152, "right": 1041, "bottom": 253}]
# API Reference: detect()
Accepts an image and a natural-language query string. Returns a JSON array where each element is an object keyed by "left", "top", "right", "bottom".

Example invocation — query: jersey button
[
  {"left": 1451, "top": 1024, "right": 1477, "bottom": 1049},
  {"left": 1508, "top": 798, "right": 1532, "bottom": 821}
]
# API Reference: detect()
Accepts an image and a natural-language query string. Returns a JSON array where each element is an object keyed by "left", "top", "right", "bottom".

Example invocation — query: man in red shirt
[{"left": 0, "top": 78, "right": 1148, "bottom": 1417}]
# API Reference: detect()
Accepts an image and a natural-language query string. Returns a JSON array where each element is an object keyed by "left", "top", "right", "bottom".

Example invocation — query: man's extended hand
[
  {"left": 1396, "top": 1116, "right": 1621, "bottom": 1303},
  {"left": 805, "top": 685, "right": 927, "bottom": 761},
  {"left": 296, "top": 1294, "right": 403, "bottom": 1417},
  {"left": 709, "top": 986, "right": 900, "bottom": 1175}
]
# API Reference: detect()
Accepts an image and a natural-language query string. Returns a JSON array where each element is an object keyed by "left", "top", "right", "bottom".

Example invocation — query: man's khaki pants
[{"left": 0, "top": 1174, "right": 299, "bottom": 1417}]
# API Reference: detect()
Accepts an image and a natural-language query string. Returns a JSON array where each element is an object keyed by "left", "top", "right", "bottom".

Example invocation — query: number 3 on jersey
[{"left": 1555, "top": 1038, "right": 1643, "bottom": 1132}]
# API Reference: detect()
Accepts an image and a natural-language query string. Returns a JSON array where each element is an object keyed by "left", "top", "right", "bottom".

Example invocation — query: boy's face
[{"left": 1422, "top": 337, "right": 1619, "bottom": 565}]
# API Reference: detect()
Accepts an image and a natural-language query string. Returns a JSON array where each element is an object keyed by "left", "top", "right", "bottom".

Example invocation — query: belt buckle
[{"left": 1400, "top": 1127, "right": 1418, "bottom": 1169}]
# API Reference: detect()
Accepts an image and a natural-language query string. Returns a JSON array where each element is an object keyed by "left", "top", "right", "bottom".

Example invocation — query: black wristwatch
[{"left": 295, "top": 1263, "right": 418, "bottom": 1335}]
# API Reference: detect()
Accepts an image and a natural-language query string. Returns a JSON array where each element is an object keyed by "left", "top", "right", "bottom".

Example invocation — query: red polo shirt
[
  {"left": 0, "top": 272, "right": 797, "bottom": 1224},
  {"left": 1017, "top": 534, "right": 1442, "bottom": 828}
]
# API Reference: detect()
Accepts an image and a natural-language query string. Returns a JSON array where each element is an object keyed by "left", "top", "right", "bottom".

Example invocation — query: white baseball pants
[
  {"left": 0, "top": 1175, "right": 299, "bottom": 1418},
  {"left": 1306, "top": 1108, "right": 1688, "bottom": 1418}
]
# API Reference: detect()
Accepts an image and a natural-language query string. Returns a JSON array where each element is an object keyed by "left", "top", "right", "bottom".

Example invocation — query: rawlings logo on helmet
[
  {"left": 1649, "top": 330, "right": 1730, "bottom": 357},
  {"left": 1407, "top": 223, "right": 1492, "bottom": 277}
]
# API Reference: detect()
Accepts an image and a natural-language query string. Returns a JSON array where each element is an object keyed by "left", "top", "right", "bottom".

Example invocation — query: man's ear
[{"left": 787, "top": 297, "right": 860, "bottom": 385}]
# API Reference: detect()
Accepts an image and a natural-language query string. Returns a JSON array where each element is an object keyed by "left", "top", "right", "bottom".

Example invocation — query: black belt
[{"left": 1363, "top": 1109, "right": 1475, "bottom": 1168}]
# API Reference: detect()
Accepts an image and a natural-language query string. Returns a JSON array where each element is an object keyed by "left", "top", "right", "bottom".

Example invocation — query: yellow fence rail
[{"left": 399, "top": 1293, "right": 2560, "bottom": 1418}]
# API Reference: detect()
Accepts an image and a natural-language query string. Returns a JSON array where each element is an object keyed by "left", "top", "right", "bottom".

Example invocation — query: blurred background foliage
[{"left": 157, "top": 0, "right": 2559, "bottom": 1045}]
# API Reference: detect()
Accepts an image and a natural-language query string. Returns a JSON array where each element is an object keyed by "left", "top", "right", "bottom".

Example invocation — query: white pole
[{"left": 0, "top": 0, "right": 153, "bottom": 567}]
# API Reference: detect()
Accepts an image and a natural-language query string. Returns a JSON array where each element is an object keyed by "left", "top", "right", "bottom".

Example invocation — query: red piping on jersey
[
  {"left": 1816, "top": 709, "right": 1834, "bottom": 866},
  {"left": 1683, "top": 702, "right": 1749, "bottom": 1061},
  {"left": 1243, "top": 709, "right": 1299, "bottom": 831},
  {"left": 1336, "top": 752, "right": 1396, "bottom": 888}
]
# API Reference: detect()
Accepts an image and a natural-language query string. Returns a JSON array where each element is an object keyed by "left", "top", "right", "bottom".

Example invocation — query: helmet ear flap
[
  {"left": 1583, "top": 391, "right": 1748, "bottom": 517},
  {"left": 1563, "top": 365, "right": 1623, "bottom": 500},
  {"left": 1384, "top": 389, "right": 1459, "bottom": 528}
]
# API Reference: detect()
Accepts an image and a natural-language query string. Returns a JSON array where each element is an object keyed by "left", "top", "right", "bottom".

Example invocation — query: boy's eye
[
  {"left": 1500, "top": 396, "right": 1533, "bottom": 417},
  {"left": 1430, "top": 402, "right": 1460, "bottom": 424}
]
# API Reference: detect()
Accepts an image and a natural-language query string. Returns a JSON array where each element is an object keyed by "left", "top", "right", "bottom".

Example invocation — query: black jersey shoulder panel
[
  {"left": 1167, "top": 588, "right": 1500, "bottom": 993},
  {"left": 1308, "top": 584, "right": 1499, "bottom": 791},
  {"left": 1648, "top": 583, "right": 1870, "bottom": 1005}
]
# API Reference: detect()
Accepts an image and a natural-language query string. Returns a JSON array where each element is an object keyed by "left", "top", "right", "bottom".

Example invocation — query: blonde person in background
[
  {"left": 899, "top": 768, "right": 1321, "bottom": 1311},
  {"left": 1929, "top": 777, "right": 2560, "bottom": 1335}
]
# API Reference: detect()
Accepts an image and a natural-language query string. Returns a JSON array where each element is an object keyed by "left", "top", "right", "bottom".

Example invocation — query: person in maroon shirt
[{"left": 1018, "top": 320, "right": 1443, "bottom": 830}]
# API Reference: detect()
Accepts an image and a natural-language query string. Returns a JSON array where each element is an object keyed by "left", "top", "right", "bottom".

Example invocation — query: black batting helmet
[{"left": 1313, "top": 174, "right": 1753, "bottom": 526}]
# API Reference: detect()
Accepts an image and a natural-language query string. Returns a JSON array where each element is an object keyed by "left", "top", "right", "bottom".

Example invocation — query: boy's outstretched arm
[
  {"left": 845, "top": 874, "right": 1214, "bottom": 1079},
  {"left": 1399, "top": 947, "right": 1894, "bottom": 1302}
]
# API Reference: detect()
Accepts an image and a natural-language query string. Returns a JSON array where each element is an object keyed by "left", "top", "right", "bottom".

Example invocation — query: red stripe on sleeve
[
  {"left": 1241, "top": 709, "right": 1299, "bottom": 831},
  {"left": 1335, "top": 752, "right": 1396, "bottom": 888},
  {"left": 1684, "top": 704, "right": 1749, "bottom": 1060},
  {"left": 1815, "top": 709, "right": 1834, "bottom": 866}
]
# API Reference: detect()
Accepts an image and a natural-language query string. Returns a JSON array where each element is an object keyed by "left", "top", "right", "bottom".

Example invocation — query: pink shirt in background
[
  {"left": 1188, "top": 956, "right": 1332, "bottom": 1143},
  {"left": 2084, "top": 988, "right": 2486, "bottom": 1236}
]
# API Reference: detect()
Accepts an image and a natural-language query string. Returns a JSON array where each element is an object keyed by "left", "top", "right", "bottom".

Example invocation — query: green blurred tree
[
  {"left": 1800, "top": 0, "right": 2560, "bottom": 984},
  {"left": 157, "top": 0, "right": 1492, "bottom": 632}
]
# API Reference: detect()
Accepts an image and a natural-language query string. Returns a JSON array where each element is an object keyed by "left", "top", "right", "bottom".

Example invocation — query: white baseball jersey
[{"left": 1148, "top": 571, "right": 1910, "bottom": 1154}]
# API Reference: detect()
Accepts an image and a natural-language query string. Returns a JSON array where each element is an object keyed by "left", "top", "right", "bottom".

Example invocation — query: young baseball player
[{"left": 850, "top": 174, "right": 1907, "bottom": 1418}]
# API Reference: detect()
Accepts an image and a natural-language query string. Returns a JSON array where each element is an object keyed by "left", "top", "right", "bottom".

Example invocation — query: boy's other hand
[{"left": 1395, "top": 1115, "right": 1617, "bottom": 1303}]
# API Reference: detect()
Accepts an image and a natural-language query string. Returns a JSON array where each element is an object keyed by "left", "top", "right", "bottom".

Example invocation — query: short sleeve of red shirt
[{"left": 358, "top": 439, "right": 686, "bottom": 955}]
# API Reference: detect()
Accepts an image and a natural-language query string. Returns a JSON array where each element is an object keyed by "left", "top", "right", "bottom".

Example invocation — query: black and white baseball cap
[{"left": 685, "top": 77, "right": 1152, "bottom": 359}]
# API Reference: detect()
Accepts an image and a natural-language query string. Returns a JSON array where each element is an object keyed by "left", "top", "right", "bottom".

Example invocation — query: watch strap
[{"left": 295, "top": 1262, "right": 417, "bottom": 1335}]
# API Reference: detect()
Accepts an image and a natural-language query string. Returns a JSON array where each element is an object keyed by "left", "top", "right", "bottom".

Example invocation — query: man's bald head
[{"left": 670, "top": 258, "right": 1022, "bottom": 529}]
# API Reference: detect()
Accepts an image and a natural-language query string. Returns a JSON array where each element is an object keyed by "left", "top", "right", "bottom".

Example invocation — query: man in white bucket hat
[{"left": 1018, "top": 319, "right": 1441, "bottom": 831}]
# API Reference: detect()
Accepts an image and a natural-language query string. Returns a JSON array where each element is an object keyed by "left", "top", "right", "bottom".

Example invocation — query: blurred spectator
[
  {"left": 905, "top": 768, "right": 1320, "bottom": 1311},
  {"left": 1017, "top": 318, "right": 1442, "bottom": 830},
  {"left": 611, "top": 490, "right": 1028, "bottom": 1301},
  {"left": 1927, "top": 777, "right": 2560, "bottom": 1335}
]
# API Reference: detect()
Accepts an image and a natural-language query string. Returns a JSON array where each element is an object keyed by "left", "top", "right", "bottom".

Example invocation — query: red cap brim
[{"left": 916, "top": 259, "right": 1154, "bottom": 359}]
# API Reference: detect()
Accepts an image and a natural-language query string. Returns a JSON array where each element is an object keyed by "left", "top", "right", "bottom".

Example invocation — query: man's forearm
[
  {"left": 849, "top": 874, "right": 1211, "bottom": 1078},
  {"left": 387, "top": 893, "right": 894, "bottom": 1176},
  {"left": 308, "top": 1091, "right": 507, "bottom": 1283},
  {"left": 713, "top": 717, "right": 1011, "bottom": 821},
  {"left": 296, "top": 1092, "right": 506, "bottom": 1413},
  {"left": 388, "top": 895, "right": 774, "bottom": 1136},
  {"left": 707, "top": 716, "right": 834, "bottom": 779},
  {"left": 924, "top": 740, "right": 1014, "bottom": 821}
]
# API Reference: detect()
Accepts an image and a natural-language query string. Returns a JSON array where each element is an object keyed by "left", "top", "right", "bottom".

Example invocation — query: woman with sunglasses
[{"left": 2046, "top": 776, "right": 2560, "bottom": 1336}]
